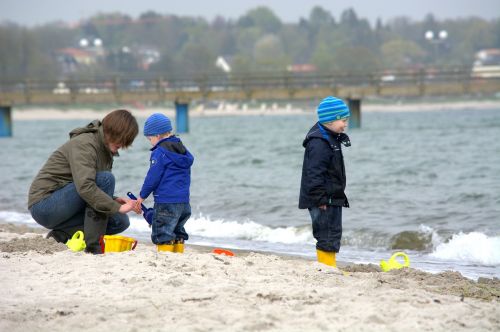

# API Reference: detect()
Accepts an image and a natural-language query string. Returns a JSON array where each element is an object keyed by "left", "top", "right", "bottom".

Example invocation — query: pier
[{"left": 1, "top": 67, "right": 499, "bottom": 134}]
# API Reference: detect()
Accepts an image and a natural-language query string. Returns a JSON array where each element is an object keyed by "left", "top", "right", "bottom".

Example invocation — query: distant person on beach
[
  {"left": 299, "top": 96, "right": 351, "bottom": 267},
  {"left": 134, "top": 113, "right": 194, "bottom": 253},
  {"left": 28, "top": 109, "right": 139, "bottom": 254}
]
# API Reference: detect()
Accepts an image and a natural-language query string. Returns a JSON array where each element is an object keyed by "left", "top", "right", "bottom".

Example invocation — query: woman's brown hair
[{"left": 102, "top": 109, "right": 139, "bottom": 148}]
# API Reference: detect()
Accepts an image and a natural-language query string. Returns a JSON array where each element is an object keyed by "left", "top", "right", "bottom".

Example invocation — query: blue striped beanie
[
  {"left": 144, "top": 113, "right": 172, "bottom": 136},
  {"left": 317, "top": 96, "right": 350, "bottom": 124}
]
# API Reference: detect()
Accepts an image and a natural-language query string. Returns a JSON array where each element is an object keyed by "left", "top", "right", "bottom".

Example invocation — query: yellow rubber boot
[
  {"left": 173, "top": 240, "right": 184, "bottom": 253},
  {"left": 157, "top": 243, "right": 174, "bottom": 252},
  {"left": 316, "top": 249, "right": 336, "bottom": 267}
]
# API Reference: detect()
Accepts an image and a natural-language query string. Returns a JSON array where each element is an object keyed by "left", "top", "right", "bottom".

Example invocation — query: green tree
[
  {"left": 235, "top": 27, "right": 261, "bottom": 55},
  {"left": 0, "top": 25, "right": 58, "bottom": 79},
  {"left": 311, "top": 43, "right": 336, "bottom": 71},
  {"left": 333, "top": 47, "right": 380, "bottom": 73},
  {"left": 239, "top": 7, "right": 282, "bottom": 33},
  {"left": 381, "top": 39, "right": 425, "bottom": 68},
  {"left": 280, "top": 24, "right": 311, "bottom": 64},
  {"left": 149, "top": 54, "right": 176, "bottom": 75},
  {"left": 253, "top": 34, "right": 289, "bottom": 70},
  {"left": 1, "top": 5, "right": 500, "bottom": 80},
  {"left": 178, "top": 42, "right": 216, "bottom": 74}
]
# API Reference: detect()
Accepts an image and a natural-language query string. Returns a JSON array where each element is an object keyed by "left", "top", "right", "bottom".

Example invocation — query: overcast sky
[{"left": 1, "top": 0, "right": 499, "bottom": 26}]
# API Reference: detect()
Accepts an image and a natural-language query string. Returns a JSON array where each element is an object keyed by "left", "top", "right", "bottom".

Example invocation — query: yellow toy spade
[
  {"left": 66, "top": 231, "right": 86, "bottom": 252},
  {"left": 380, "top": 252, "right": 410, "bottom": 272}
]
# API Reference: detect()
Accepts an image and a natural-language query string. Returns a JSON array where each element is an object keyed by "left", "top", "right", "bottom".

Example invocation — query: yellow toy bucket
[{"left": 100, "top": 235, "right": 137, "bottom": 253}]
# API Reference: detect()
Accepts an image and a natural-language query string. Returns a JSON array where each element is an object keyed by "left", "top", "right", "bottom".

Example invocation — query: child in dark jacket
[
  {"left": 299, "top": 96, "right": 351, "bottom": 267},
  {"left": 135, "top": 113, "right": 194, "bottom": 253}
]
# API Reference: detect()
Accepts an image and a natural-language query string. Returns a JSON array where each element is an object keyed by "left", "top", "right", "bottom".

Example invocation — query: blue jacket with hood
[{"left": 140, "top": 136, "right": 194, "bottom": 203}]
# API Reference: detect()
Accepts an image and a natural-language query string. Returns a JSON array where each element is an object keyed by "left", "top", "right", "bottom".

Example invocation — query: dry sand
[{"left": 0, "top": 223, "right": 498, "bottom": 332}]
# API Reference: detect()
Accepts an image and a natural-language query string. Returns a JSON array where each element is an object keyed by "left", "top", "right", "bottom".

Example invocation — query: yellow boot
[
  {"left": 173, "top": 239, "right": 184, "bottom": 253},
  {"left": 157, "top": 242, "right": 174, "bottom": 252},
  {"left": 316, "top": 249, "right": 336, "bottom": 267}
]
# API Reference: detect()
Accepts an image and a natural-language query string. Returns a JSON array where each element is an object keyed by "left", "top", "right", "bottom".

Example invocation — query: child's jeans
[
  {"left": 308, "top": 206, "right": 342, "bottom": 253},
  {"left": 151, "top": 202, "right": 191, "bottom": 244}
]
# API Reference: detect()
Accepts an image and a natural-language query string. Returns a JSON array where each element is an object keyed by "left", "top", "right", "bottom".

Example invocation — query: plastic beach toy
[
  {"left": 212, "top": 248, "right": 235, "bottom": 256},
  {"left": 100, "top": 235, "right": 138, "bottom": 253},
  {"left": 66, "top": 231, "right": 86, "bottom": 252},
  {"left": 127, "top": 191, "right": 153, "bottom": 226},
  {"left": 380, "top": 252, "right": 410, "bottom": 272}
]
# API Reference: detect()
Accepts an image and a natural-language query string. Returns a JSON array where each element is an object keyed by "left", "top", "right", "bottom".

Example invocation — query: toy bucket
[{"left": 100, "top": 235, "right": 137, "bottom": 253}]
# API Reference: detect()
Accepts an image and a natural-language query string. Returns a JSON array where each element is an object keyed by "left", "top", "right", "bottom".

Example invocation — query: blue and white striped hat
[{"left": 317, "top": 96, "right": 350, "bottom": 124}]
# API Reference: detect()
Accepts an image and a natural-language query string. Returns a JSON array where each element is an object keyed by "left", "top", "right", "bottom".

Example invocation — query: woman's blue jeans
[
  {"left": 29, "top": 171, "right": 129, "bottom": 237},
  {"left": 308, "top": 206, "right": 342, "bottom": 252}
]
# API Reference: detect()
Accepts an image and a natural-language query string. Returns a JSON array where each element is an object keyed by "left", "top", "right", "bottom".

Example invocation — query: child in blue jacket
[{"left": 135, "top": 113, "right": 194, "bottom": 252}]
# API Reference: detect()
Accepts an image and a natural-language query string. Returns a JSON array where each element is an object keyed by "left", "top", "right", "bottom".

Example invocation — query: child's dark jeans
[
  {"left": 151, "top": 202, "right": 191, "bottom": 244},
  {"left": 308, "top": 206, "right": 342, "bottom": 253}
]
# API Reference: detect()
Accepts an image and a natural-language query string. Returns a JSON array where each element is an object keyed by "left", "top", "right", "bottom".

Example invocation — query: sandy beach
[
  {"left": 0, "top": 223, "right": 498, "bottom": 332},
  {"left": 10, "top": 99, "right": 500, "bottom": 121}
]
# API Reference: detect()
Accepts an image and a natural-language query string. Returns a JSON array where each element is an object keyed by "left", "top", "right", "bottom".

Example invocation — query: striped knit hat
[
  {"left": 144, "top": 113, "right": 172, "bottom": 136},
  {"left": 317, "top": 96, "right": 350, "bottom": 124}
]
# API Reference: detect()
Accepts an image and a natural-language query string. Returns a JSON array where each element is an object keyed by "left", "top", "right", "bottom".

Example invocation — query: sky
[{"left": 1, "top": 0, "right": 499, "bottom": 26}]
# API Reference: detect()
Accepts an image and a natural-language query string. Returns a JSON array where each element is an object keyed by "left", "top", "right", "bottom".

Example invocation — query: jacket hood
[
  {"left": 154, "top": 136, "right": 194, "bottom": 169},
  {"left": 302, "top": 122, "right": 351, "bottom": 148},
  {"left": 302, "top": 123, "right": 326, "bottom": 147},
  {"left": 69, "top": 120, "right": 101, "bottom": 138},
  {"left": 69, "top": 120, "right": 116, "bottom": 156}
]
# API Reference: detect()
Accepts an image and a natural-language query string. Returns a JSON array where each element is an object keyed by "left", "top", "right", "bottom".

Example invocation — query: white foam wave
[
  {"left": 0, "top": 211, "right": 37, "bottom": 225},
  {"left": 184, "top": 214, "right": 314, "bottom": 244},
  {"left": 419, "top": 224, "right": 445, "bottom": 247},
  {"left": 0, "top": 211, "right": 314, "bottom": 244},
  {"left": 430, "top": 232, "right": 500, "bottom": 265},
  {"left": 131, "top": 213, "right": 314, "bottom": 244}
]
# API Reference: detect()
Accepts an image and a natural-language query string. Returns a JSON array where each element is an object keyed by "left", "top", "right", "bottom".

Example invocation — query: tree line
[{"left": 0, "top": 6, "right": 499, "bottom": 80}]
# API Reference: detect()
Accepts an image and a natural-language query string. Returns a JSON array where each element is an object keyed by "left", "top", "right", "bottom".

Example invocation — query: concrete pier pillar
[
  {"left": 0, "top": 105, "right": 12, "bottom": 137},
  {"left": 347, "top": 98, "right": 361, "bottom": 129},
  {"left": 175, "top": 101, "right": 189, "bottom": 133}
]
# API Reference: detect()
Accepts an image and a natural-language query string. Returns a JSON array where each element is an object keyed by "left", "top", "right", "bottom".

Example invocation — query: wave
[
  {"left": 429, "top": 232, "right": 500, "bottom": 266},
  {"left": 183, "top": 214, "right": 313, "bottom": 244},
  {"left": 0, "top": 211, "right": 315, "bottom": 245},
  {"left": 388, "top": 225, "right": 442, "bottom": 251},
  {"left": 0, "top": 211, "right": 33, "bottom": 224},
  {"left": 1, "top": 211, "right": 499, "bottom": 266}
]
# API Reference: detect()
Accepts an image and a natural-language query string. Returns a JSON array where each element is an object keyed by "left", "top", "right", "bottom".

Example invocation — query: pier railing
[{"left": 1, "top": 67, "right": 499, "bottom": 105}]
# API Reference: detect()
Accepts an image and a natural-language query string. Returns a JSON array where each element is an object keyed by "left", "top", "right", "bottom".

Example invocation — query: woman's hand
[
  {"left": 118, "top": 199, "right": 137, "bottom": 214},
  {"left": 114, "top": 197, "right": 128, "bottom": 205}
]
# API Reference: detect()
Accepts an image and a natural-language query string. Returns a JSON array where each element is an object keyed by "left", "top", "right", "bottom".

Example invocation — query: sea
[{"left": 1, "top": 107, "right": 499, "bottom": 280}]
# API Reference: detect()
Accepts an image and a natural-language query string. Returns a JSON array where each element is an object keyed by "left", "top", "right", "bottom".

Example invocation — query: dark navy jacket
[
  {"left": 299, "top": 122, "right": 350, "bottom": 209},
  {"left": 140, "top": 136, "right": 194, "bottom": 203}
]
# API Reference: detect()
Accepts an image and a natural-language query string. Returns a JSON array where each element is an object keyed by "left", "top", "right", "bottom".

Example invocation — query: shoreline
[
  {"left": 10, "top": 99, "right": 500, "bottom": 121},
  {"left": 0, "top": 222, "right": 499, "bottom": 331}
]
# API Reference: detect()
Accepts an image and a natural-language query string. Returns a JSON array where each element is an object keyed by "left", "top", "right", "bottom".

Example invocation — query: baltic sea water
[{"left": 1, "top": 108, "right": 499, "bottom": 279}]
